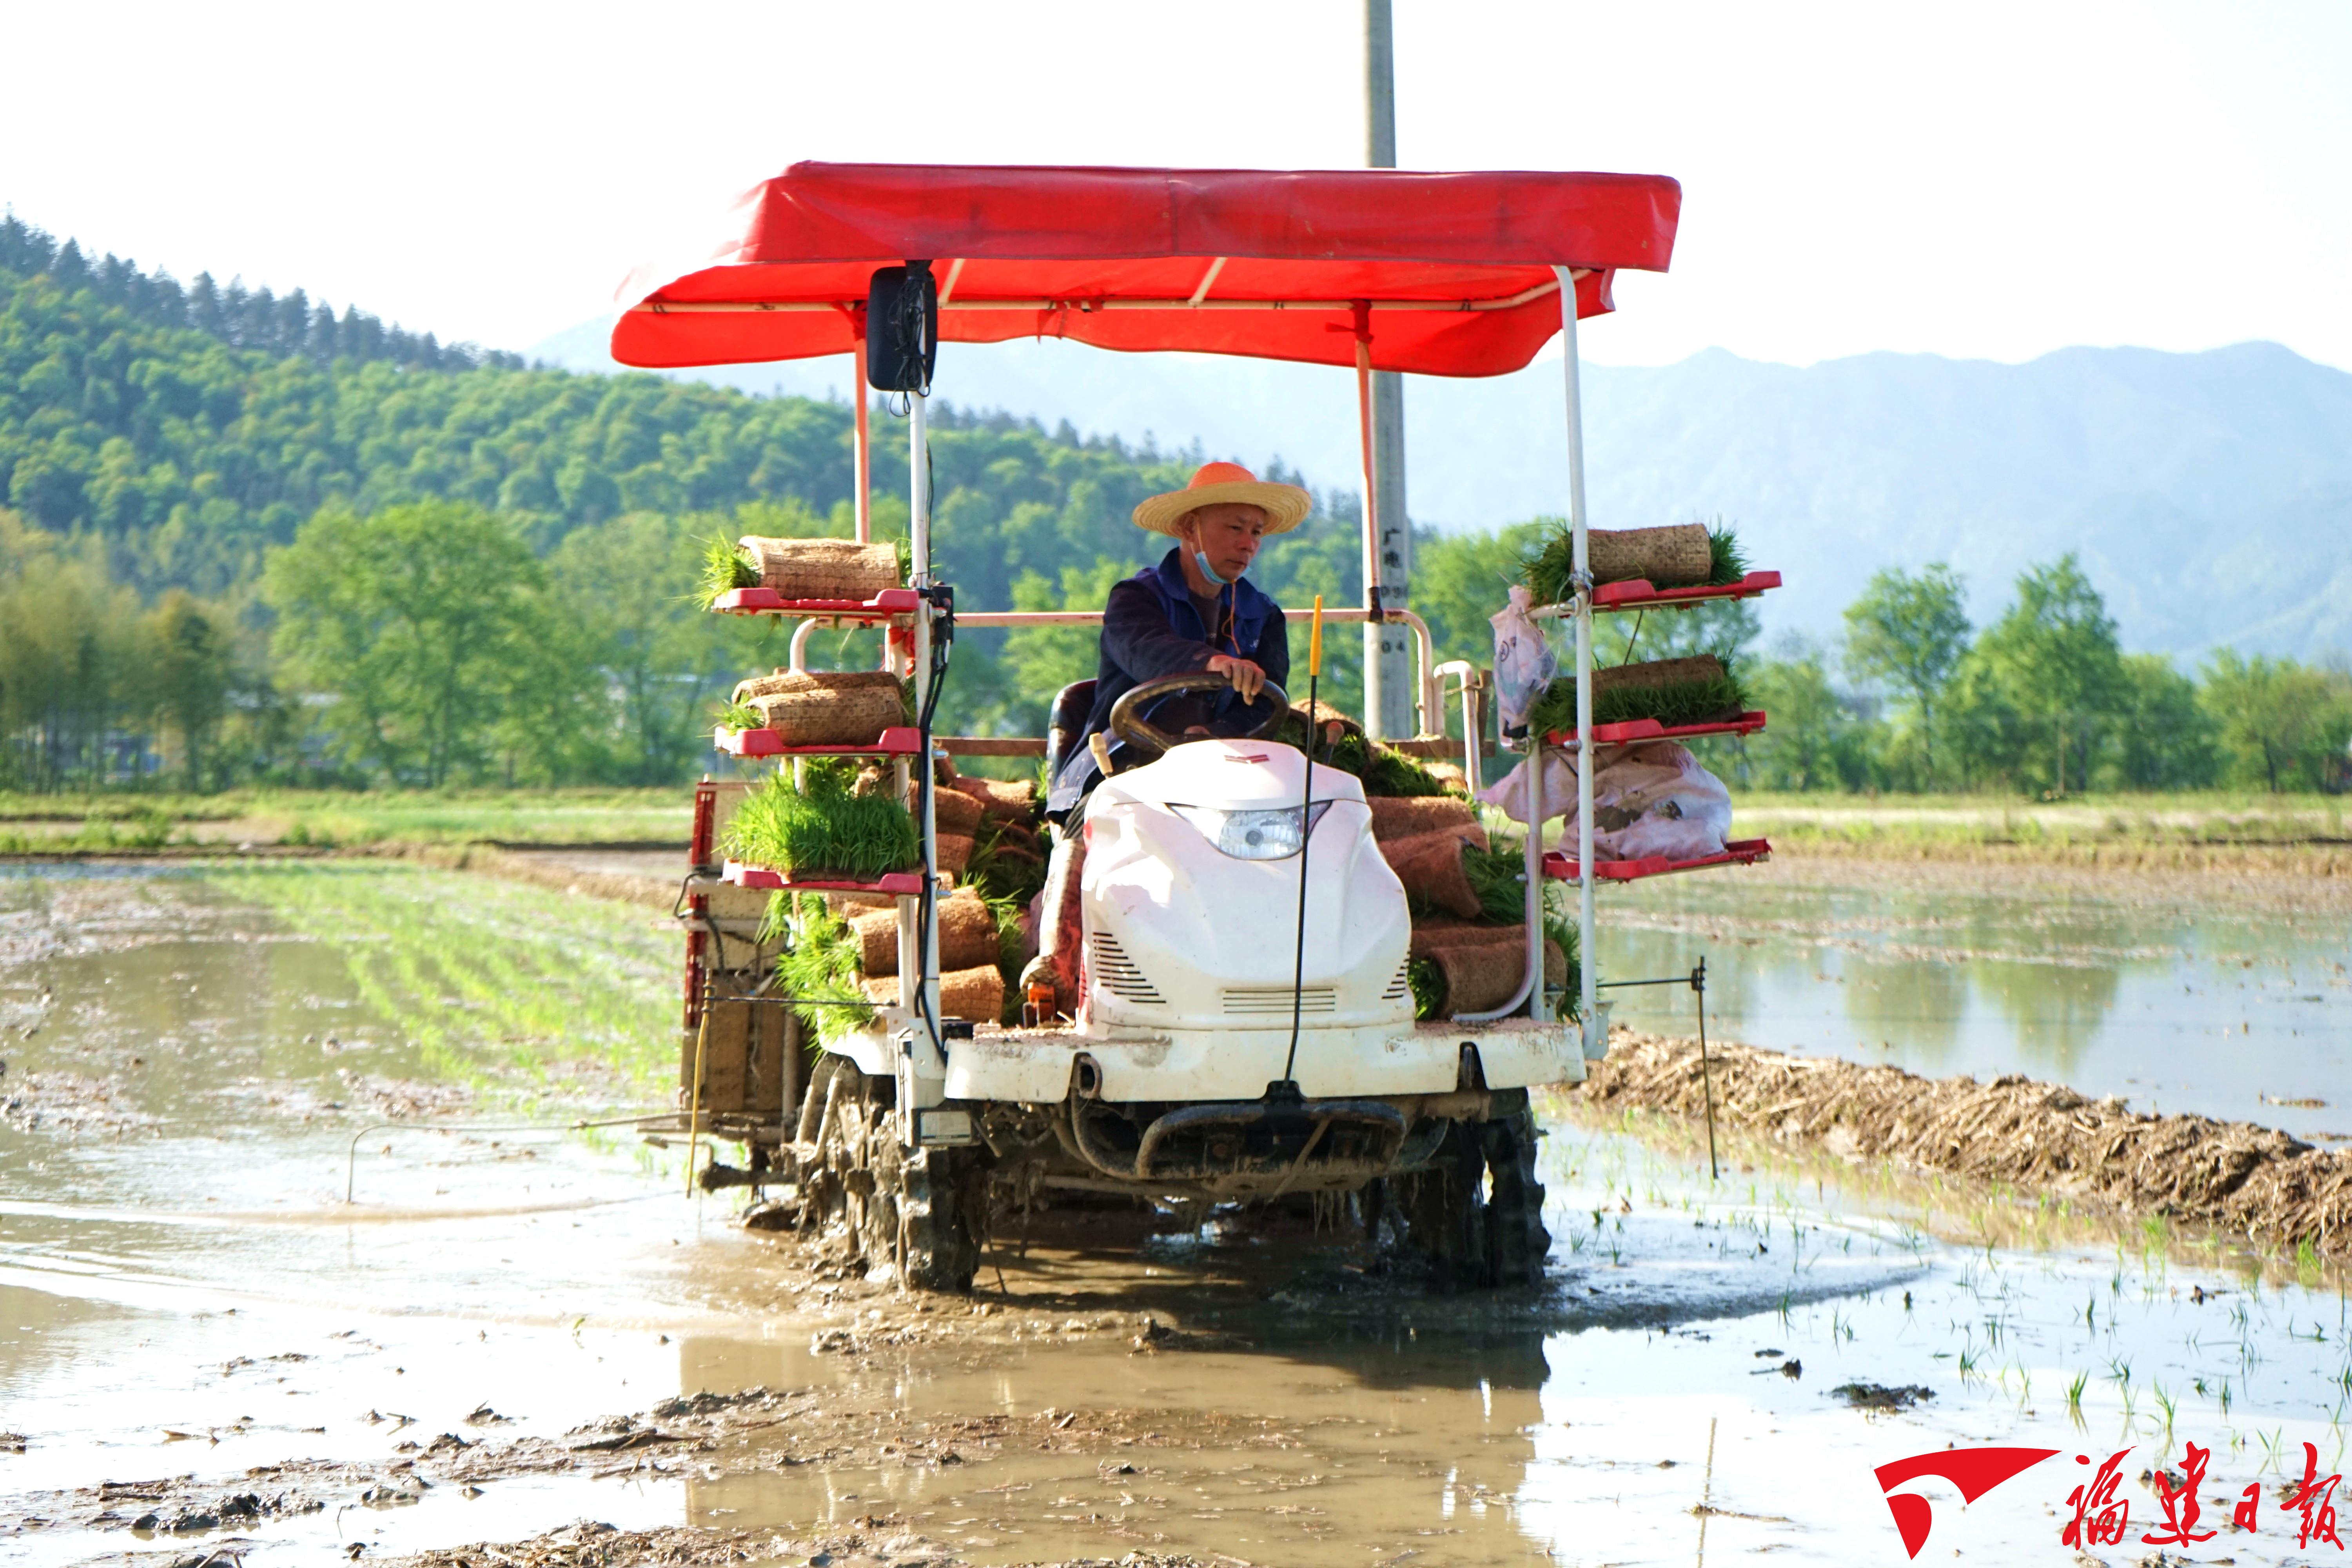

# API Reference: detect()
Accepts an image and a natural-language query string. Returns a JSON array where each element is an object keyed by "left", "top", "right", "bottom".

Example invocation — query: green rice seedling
[
  {"left": 723, "top": 767, "right": 918, "bottom": 880},
  {"left": 1359, "top": 743, "right": 1450, "bottom": 798},
  {"left": 2067, "top": 1370, "right": 2089, "bottom": 1414},
  {"left": 715, "top": 699, "right": 764, "bottom": 732},
  {"left": 1520, "top": 528, "right": 1576, "bottom": 608},
  {"left": 699, "top": 532, "right": 761, "bottom": 605},
  {"left": 2153, "top": 1383, "right": 2178, "bottom": 1439},
  {"left": 964, "top": 816, "right": 1048, "bottom": 913},
  {"left": 1408, "top": 956, "right": 1446, "bottom": 1020},
  {"left": 1957, "top": 1343, "right": 1981, "bottom": 1379},
  {"left": 1462, "top": 843, "right": 1533, "bottom": 924},
  {"left": 1525, "top": 653, "right": 1750, "bottom": 738},
  {"left": 771, "top": 893, "right": 873, "bottom": 1044},
  {"left": 2219, "top": 1377, "right": 2232, "bottom": 1417},
  {"left": 1706, "top": 525, "right": 1748, "bottom": 586}
]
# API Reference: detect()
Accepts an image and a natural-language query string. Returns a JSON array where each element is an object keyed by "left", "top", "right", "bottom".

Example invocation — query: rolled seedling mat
[
  {"left": 1420, "top": 934, "right": 1569, "bottom": 1015},
  {"left": 850, "top": 893, "right": 999, "bottom": 976},
  {"left": 823, "top": 891, "right": 895, "bottom": 917},
  {"left": 738, "top": 675, "right": 906, "bottom": 748},
  {"left": 733, "top": 667, "right": 903, "bottom": 705},
  {"left": 1589, "top": 654, "right": 1743, "bottom": 727},
  {"left": 936, "top": 832, "right": 976, "bottom": 878},
  {"left": 1586, "top": 523, "right": 1713, "bottom": 587},
  {"left": 931, "top": 788, "right": 985, "bottom": 837},
  {"left": 1367, "top": 796, "right": 1486, "bottom": 846},
  {"left": 1410, "top": 918, "right": 1514, "bottom": 957},
  {"left": 739, "top": 535, "right": 900, "bottom": 601},
  {"left": 1381, "top": 829, "right": 1483, "bottom": 920},
  {"left": 862, "top": 964, "right": 1006, "bottom": 1024},
  {"left": 943, "top": 775, "right": 1038, "bottom": 821}
]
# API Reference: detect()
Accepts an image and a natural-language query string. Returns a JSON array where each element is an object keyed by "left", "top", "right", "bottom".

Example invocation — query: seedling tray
[
  {"left": 1542, "top": 837, "right": 1772, "bottom": 884},
  {"left": 720, "top": 860, "right": 927, "bottom": 897},
  {"left": 710, "top": 586, "right": 922, "bottom": 619},
  {"left": 1545, "top": 710, "right": 1768, "bottom": 747},
  {"left": 714, "top": 725, "right": 923, "bottom": 759},
  {"left": 1592, "top": 571, "right": 1780, "bottom": 612}
]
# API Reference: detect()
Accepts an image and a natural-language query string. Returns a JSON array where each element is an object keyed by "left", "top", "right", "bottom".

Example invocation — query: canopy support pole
[
  {"left": 1353, "top": 310, "right": 1385, "bottom": 739},
  {"left": 1553, "top": 265, "right": 1593, "bottom": 1044},
  {"left": 853, "top": 334, "right": 872, "bottom": 544},
  {"left": 904, "top": 388, "right": 940, "bottom": 1029}
]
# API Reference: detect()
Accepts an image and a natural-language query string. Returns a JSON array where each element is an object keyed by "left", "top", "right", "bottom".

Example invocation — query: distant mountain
[{"left": 538, "top": 319, "right": 2352, "bottom": 661}]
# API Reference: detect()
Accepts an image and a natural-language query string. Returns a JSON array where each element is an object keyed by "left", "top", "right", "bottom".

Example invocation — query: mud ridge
[
  {"left": 1767, "top": 836, "right": 2352, "bottom": 878},
  {"left": 1582, "top": 1029, "right": 2350, "bottom": 1259}
]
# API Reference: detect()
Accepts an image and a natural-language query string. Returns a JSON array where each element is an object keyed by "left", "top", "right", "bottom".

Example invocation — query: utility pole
[{"left": 1364, "top": 0, "right": 1415, "bottom": 739}]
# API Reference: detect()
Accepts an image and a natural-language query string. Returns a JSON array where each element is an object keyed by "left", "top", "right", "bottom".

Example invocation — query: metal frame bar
[
  {"left": 1554, "top": 263, "right": 1598, "bottom": 1047},
  {"left": 1432, "top": 660, "right": 1485, "bottom": 793},
  {"left": 631, "top": 280, "right": 1563, "bottom": 317},
  {"left": 953, "top": 606, "right": 1438, "bottom": 735},
  {"left": 1353, "top": 325, "right": 1388, "bottom": 738}
]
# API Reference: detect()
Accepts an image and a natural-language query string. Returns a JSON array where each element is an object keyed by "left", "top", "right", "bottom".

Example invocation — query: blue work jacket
[{"left": 1047, "top": 548, "right": 1289, "bottom": 815}]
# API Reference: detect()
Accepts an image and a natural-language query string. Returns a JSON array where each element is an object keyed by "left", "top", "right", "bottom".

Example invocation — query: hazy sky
[{"left": 6, "top": 1, "right": 2347, "bottom": 370}]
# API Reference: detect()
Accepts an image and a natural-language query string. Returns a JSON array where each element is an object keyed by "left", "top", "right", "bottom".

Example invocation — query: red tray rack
[
  {"left": 1545, "top": 710, "right": 1768, "bottom": 747},
  {"left": 720, "top": 860, "right": 927, "bottom": 897},
  {"left": 715, "top": 725, "right": 923, "bottom": 759},
  {"left": 1542, "top": 837, "right": 1773, "bottom": 884},
  {"left": 709, "top": 586, "right": 922, "bottom": 619},
  {"left": 1591, "top": 571, "right": 1781, "bottom": 611}
]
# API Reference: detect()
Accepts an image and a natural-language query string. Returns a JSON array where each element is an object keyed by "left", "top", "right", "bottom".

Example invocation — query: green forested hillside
[
  {"left": 0, "top": 223, "right": 1396, "bottom": 788},
  {"left": 2, "top": 221, "right": 2343, "bottom": 798}
]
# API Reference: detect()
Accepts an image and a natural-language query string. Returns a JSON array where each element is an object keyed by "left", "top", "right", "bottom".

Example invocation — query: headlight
[{"left": 1168, "top": 802, "right": 1333, "bottom": 860}]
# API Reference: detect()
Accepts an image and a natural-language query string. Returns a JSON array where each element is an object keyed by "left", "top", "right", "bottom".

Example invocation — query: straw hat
[{"left": 1132, "top": 461, "right": 1312, "bottom": 538}]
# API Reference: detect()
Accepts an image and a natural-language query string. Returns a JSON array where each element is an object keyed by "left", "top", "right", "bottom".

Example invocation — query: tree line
[
  {"left": 0, "top": 214, "right": 525, "bottom": 377},
  {"left": 1, "top": 226, "right": 2345, "bottom": 796}
]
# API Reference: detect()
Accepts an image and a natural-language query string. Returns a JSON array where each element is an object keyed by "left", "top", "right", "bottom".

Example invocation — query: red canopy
[{"left": 611, "top": 163, "right": 1680, "bottom": 378}]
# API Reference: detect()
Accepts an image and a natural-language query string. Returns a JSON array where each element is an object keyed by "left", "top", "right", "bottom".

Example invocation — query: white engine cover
[{"left": 1078, "top": 738, "right": 1413, "bottom": 1047}]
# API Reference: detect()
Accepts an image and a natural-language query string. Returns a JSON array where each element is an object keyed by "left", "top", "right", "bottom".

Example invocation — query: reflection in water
[
  {"left": 1842, "top": 955, "right": 1966, "bottom": 1066},
  {"left": 1976, "top": 955, "right": 2123, "bottom": 1074},
  {"left": 1593, "top": 867, "right": 2352, "bottom": 1141}
]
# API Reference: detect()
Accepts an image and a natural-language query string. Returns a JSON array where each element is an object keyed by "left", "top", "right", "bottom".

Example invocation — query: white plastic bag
[
  {"left": 1475, "top": 749, "right": 1578, "bottom": 826},
  {"left": 1584, "top": 741, "right": 1733, "bottom": 861},
  {"left": 1488, "top": 586, "right": 1556, "bottom": 739},
  {"left": 1478, "top": 740, "right": 1734, "bottom": 861}
]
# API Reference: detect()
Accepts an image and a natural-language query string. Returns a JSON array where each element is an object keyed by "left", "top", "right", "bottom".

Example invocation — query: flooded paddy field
[
  {"left": 1, "top": 860, "right": 2347, "bottom": 1566},
  {"left": 1595, "top": 855, "right": 2352, "bottom": 1144}
]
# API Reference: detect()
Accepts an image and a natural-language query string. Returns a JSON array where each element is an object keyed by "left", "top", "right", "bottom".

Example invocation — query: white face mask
[{"left": 1186, "top": 529, "right": 1232, "bottom": 588}]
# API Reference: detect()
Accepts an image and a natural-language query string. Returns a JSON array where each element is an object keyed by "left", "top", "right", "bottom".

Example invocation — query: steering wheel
[{"left": 1107, "top": 671, "right": 1291, "bottom": 757}]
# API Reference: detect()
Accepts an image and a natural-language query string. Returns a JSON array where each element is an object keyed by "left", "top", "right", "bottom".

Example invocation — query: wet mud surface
[{"left": 3, "top": 862, "right": 2349, "bottom": 1566}]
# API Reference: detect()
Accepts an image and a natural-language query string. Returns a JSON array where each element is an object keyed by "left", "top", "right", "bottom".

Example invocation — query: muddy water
[
  {"left": 1595, "top": 860, "right": 2352, "bottom": 1143},
  {"left": 2, "top": 862, "right": 2348, "bottom": 1566}
]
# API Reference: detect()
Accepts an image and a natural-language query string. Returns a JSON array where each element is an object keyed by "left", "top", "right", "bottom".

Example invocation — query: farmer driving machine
[{"left": 623, "top": 163, "right": 1772, "bottom": 1291}]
